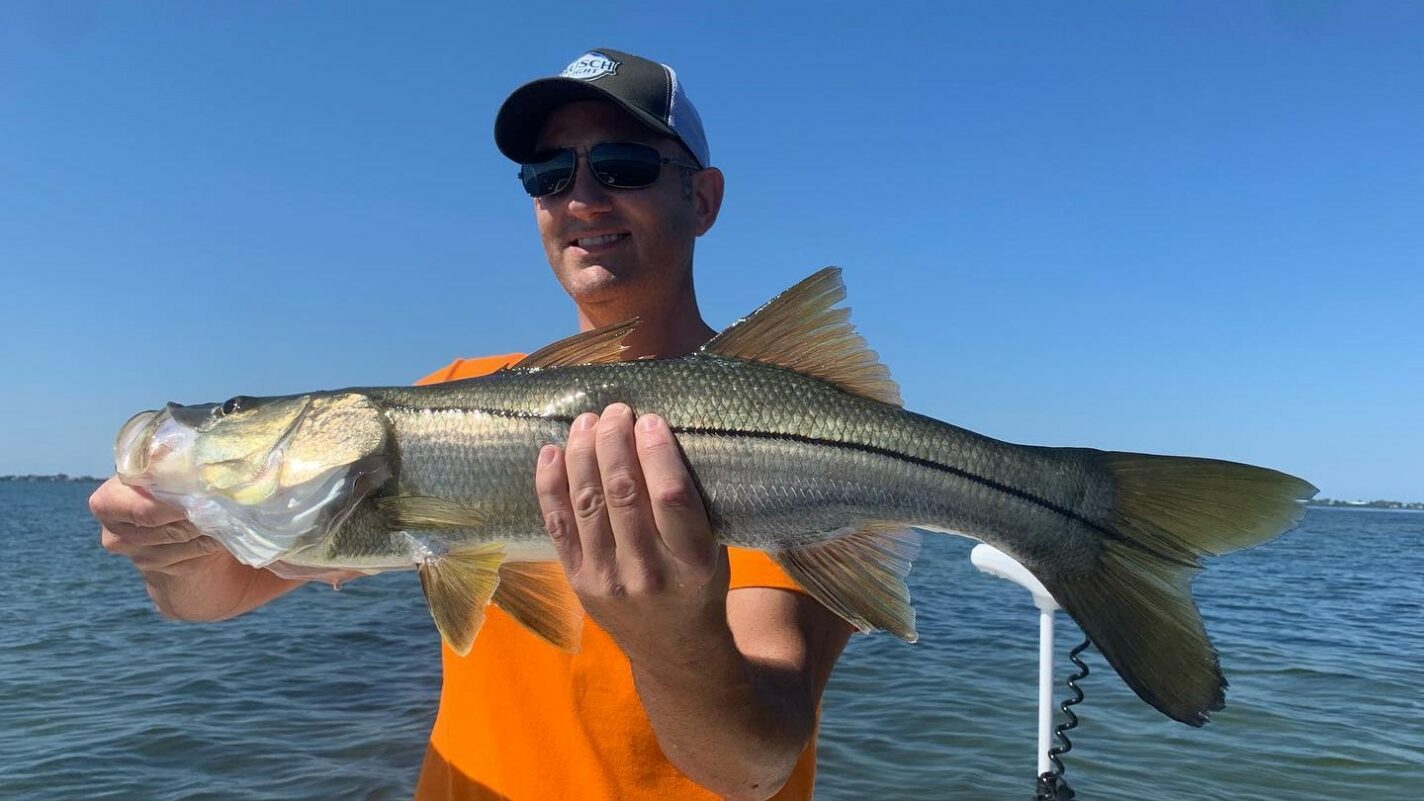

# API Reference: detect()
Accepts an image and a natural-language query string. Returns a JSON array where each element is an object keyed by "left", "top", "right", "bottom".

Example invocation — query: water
[{"left": 3, "top": 482, "right": 1421, "bottom": 800}]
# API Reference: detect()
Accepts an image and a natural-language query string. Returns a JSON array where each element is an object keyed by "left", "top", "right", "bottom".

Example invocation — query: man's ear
[{"left": 691, "top": 167, "right": 725, "bottom": 237}]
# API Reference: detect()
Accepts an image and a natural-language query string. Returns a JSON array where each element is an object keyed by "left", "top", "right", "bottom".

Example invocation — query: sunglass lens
[
  {"left": 590, "top": 142, "right": 662, "bottom": 189},
  {"left": 520, "top": 150, "right": 575, "bottom": 197}
]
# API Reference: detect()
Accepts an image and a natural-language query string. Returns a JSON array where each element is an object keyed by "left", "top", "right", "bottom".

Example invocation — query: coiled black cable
[{"left": 1034, "top": 637, "right": 1092, "bottom": 801}]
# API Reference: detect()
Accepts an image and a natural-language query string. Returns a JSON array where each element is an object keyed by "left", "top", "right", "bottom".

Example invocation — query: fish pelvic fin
[
  {"left": 493, "top": 561, "right": 584, "bottom": 652},
  {"left": 1048, "top": 452, "right": 1316, "bottom": 726},
  {"left": 418, "top": 543, "right": 506, "bottom": 657},
  {"left": 701, "top": 267, "right": 902, "bottom": 407},
  {"left": 515, "top": 319, "right": 640, "bottom": 369},
  {"left": 769, "top": 525, "right": 922, "bottom": 640}
]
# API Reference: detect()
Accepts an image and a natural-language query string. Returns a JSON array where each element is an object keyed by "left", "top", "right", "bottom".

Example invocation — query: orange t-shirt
[{"left": 411, "top": 355, "right": 819, "bottom": 801}]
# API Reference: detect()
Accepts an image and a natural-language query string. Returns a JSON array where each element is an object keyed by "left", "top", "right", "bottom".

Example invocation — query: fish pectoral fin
[
  {"left": 374, "top": 496, "right": 485, "bottom": 530},
  {"left": 769, "top": 525, "right": 922, "bottom": 641},
  {"left": 515, "top": 319, "right": 640, "bottom": 368},
  {"left": 493, "top": 561, "right": 585, "bottom": 652},
  {"left": 417, "top": 543, "right": 506, "bottom": 657},
  {"left": 700, "top": 267, "right": 902, "bottom": 407}
]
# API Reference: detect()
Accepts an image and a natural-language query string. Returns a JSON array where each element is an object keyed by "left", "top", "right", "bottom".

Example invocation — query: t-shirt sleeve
[
  {"left": 727, "top": 547, "right": 805, "bottom": 593},
  {"left": 415, "top": 353, "right": 526, "bottom": 385}
]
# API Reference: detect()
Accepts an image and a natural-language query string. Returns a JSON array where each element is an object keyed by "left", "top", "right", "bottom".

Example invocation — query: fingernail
[
  {"left": 538, "top": 445, "right": 558, "bottom": 466},
  {"left": 574, "top": 413, "right": 597, "bottom": 431},
  {"left": 637, "top": 414, "right": 663, "bottom": 433},
  {"left": 604, "top": 402, "right": 631, "bottom": 418}
]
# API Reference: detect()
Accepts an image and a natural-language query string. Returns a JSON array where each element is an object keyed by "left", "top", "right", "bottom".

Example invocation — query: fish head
[{"left": 114, "top": 392, "right": 391, "bottom": 566}]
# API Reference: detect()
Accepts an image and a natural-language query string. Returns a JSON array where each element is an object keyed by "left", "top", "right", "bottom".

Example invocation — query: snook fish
[{"left": 113, "top": 268, "right": 1315, "bottom": 726}]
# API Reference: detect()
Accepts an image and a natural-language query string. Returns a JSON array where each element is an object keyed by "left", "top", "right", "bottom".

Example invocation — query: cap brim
[{"left": 494, "top": 76, "right": 678, "bottom": 163}]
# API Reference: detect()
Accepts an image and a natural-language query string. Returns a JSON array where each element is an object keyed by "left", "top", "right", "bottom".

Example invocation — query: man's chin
[{"left": 560, "top": 262, "right": 634, "bottom": 298}]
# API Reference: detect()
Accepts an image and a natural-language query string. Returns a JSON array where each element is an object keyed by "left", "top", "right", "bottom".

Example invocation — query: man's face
[{"left": 531, "top": 101, "right": 712, "bottom": 314}]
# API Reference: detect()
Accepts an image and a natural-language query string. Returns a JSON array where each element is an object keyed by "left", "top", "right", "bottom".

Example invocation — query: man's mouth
[{"left": 570, "top": 232, "right": 630, "bottom": 249}]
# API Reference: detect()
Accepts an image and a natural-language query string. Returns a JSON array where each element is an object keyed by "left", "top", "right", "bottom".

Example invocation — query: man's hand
[
  {"left": 534, "top": 403, "right": 851, "bottom": 801},
  {"left": 535, "top": 403, "right": 731, "bottom": 668},
  {"left": 91, "top": 477, "right": 303, "bottom": 621}
]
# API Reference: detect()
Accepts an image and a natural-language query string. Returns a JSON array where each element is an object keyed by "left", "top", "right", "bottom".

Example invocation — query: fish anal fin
[
  {"left": 769, "top": 525, "right": 921, "bottom": 640},
  {"left": 701, "top": 267, "right": 902, "bottom": 407},
  {"left": 493, "top": 561, "right": 585, "bottom": 652},
  {"left": 417, "top": 543, "right": 505, "bottom": 656},
  {"left": 516, "top": 319, "right": 640, "bottom": 369},
  {"left": 375, "top": 496, "right": 485, "bottom": 530}
]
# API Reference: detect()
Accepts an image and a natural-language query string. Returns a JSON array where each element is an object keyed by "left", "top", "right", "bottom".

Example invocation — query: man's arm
[
  {"left": 535, "top": 404, "right": 853, "bottom": 801},
  {"left": 633, "top": 586, "right": 852, "bottom": 800},
  {"left": 91, "top": 477, "right": 305, "bottom": 621}
]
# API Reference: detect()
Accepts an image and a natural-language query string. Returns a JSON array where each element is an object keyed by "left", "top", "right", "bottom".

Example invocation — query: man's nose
[{"left": 563, "top": 157, "right": 613, "bottom": 218}]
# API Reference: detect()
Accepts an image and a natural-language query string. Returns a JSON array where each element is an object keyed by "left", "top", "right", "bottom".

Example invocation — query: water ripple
[{"left": 3, "top": 485, "right": 1421, "bottom": 800}]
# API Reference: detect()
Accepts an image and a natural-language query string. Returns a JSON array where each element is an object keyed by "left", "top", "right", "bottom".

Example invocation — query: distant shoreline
[
  {"left": 1307, "top": 498, "right": 1424, "bottom": 511},
  {"left": 1, "top": 474, "right": 104, "bottom": 484}
]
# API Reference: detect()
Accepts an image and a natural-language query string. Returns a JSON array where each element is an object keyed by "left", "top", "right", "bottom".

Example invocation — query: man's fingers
[
  {"left": 89, "top": 477, "right": 187, "bottom": 528},
  {"left": 635, "top": 413, "right": 716, "bottom": 571},
  {"left": 534, "top": 443, "right": 582, "bottom": 576},
  {"left": 103, "top": 520, "right": 202, "bottom": 550},
  {"left": 563, "top": 411, "right": 616, "bottom": 578},
  {"left": 594, "top": 404, "right": 664, "bottom": 587},
  {"left": 124, "top": 536, "right": 222, "bottom": 574}
]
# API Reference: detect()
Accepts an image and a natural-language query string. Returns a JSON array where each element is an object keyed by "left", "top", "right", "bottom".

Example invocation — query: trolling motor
[{"left": 970, "top": 545, "right": 1092, "bottom": 801}]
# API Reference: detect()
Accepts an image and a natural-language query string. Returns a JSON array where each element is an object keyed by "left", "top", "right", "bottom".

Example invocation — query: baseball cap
[{"left": 494, "top": 48, "right": 710, "bottom": 169}]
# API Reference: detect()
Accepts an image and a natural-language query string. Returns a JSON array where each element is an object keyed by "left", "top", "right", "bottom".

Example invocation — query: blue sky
[{"left": 1, "top": 1, "right": 1420, "bottom": 500}]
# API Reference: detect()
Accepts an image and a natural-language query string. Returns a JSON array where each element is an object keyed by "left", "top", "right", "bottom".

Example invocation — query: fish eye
[{"left": 219, "top": 396, "right": 249, "bottom": 417}]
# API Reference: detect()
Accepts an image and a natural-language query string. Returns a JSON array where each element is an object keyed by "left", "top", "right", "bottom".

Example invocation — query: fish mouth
[
  {"left": 114, "top": 406, "right": 204, "bottom": 492},
  {"left": 114, "top": 410, "right": 162, "bottom": 484}
]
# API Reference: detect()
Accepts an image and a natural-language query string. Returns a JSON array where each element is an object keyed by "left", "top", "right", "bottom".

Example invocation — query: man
[{"left": 91, "top": 48, "right": 851, "bottom": 801}]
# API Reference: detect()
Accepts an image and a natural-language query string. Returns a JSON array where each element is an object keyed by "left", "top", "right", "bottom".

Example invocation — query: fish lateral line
[
  {"left": 377, "top": 401, "right": 1145, "bottom": 557},
  {"left": 380, "top": 404, "right": 572, "bottom": 422},
  {"left": 668, "top": 424, "right": 1149, "bottom": 555}
]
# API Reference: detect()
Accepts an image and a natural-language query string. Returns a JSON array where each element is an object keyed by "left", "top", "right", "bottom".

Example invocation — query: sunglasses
[{"left": 518, "top": 142, "right": 701, "bottom": 198}]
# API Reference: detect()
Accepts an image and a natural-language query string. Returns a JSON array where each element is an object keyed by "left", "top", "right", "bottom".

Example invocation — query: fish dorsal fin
[
  {"left": 515, "top": 319, "right": 640, "bottom": 369},
  {"left": 493, "top": 561, "right": 584, "bottom": 652},
  {"left": 701, "top": 267, "right": 902, "bottom": 406},
  {"left": 418, "top": 543, "right": 506, "bottom": 656},
  {"left": 768, "top": 525, "right": 922, "bottom": 641},
  {"left": 374, "top": 496, "right": 485, "bottom": 529}
]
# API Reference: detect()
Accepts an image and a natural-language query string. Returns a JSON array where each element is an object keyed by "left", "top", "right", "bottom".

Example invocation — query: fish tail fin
[{"left": 1046, "top": 453, "right": 1315, "bottom": 726}]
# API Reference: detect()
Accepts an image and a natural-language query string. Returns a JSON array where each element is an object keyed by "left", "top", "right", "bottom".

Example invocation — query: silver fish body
[
  {"left": 115, "top": 268, "right": 1315, "bottom": 726},
  {"left": 310, "top": 358, "right": 1100, "bottom": 574}
]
